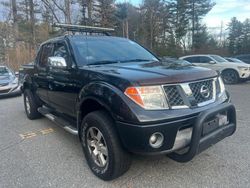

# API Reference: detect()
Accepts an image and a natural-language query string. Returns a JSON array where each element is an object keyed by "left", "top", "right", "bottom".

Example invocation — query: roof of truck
[{"left": 41, "top": 35, "right": 129, "bottom": 46}]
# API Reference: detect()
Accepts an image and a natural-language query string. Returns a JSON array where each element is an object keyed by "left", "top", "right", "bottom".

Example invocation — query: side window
[
  {"left": 39, "top": 43, "right": 53, "bottom": 67},
  {"left": 183, "top": 57, "right": 194, "bottom": 63},
  {"left": 200, "top": 56, "right": 211, "bottom": 63},
  {"left": 53, "top": 42, "right": 69, "bottom": 63},
  {"left": 184, "top": 57, "right": 200, "bottom": 63}
]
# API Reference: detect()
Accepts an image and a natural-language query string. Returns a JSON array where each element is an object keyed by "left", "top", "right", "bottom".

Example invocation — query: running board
[{"left": 38, "top": 106, "right": 78, "bottom": 135}]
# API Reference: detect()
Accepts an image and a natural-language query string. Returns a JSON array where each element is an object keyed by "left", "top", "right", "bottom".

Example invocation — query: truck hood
[{"left": 85, "top": 61, "right": 217, "bottom": 85}]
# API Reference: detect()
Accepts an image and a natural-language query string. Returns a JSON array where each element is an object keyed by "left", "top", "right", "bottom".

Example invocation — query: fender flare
[
  {"left": 21, "top": 74, "right": 33, "bottom": 91},
  {"left": 76, "top": 81, "right": 137, "bottom": 132}
]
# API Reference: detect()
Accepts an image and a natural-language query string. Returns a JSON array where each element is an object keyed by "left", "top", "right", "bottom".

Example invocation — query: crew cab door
[
  {"left": 46, "top": 41, "right": 78, "bottom": 117},
  {"left": 33, "top": 43, "right": 53, "bottom": 104}
]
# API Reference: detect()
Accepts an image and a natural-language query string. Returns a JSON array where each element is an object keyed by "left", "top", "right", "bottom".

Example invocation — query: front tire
[
  {"left": 80, "top": 111, "right": 132, "bottom": 181},
  {"left": 222, "top": 70, "right": 239, "bottom": 84},
  {"left": 23, "top": 89, "right": 42, "bottom": 120}
]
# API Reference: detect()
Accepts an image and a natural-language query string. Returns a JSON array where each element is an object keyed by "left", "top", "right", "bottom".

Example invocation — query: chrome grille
[
  {"left": 189, "top": 80, "right": 213, "bottom": 103},
  {"left": 163, "top": 78, "right": 216, "bottom": 109},
  {"left": 163, "top": 86, "right": 185, "bottom": 106}
]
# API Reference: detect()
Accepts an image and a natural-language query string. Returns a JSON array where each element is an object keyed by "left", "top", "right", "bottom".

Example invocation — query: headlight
[
  {"left": 218, "top": 76, "right": 225, "bottom": 93},
  {"left": 12, "top": 78, "right": 18, "bottom": 84},
  {"left": 124, "top": 86, "right": 168, "bottom": 110},
  {"left": 217, "top": 76, "right": 227, "bottom": 101},
  {"left": 238, "top": 66, "right": 248, "bottom": 71}
]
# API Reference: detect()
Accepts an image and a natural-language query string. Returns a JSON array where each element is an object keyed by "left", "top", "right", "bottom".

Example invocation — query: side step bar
[{"left": 38, "top": 106, "right": 78, "bottom": 135}]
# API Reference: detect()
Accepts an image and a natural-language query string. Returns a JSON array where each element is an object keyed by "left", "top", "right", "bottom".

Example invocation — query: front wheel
[
  {"left": 222, "top": 70, "right": 239, "bottom": 84},
  {"left": 80, "top": 111, "right": 132, "bottom": 181},
  {"left": 23, "top": 89, "right": 42, "bottom": 120}
]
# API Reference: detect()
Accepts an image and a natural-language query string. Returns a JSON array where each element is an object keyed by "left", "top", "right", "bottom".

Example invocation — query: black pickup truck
[{"left": 19, "top": 24, "right": 236, "bottom": 181}]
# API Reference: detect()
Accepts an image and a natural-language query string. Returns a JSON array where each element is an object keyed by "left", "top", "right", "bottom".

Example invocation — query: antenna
[{"left": 52, "top": 23, "right": 115, "bottom": 36}]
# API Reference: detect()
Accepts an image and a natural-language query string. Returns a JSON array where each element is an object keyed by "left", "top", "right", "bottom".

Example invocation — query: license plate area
[{"left": 202, "top": 112, "right": 228, "bottom": 136}]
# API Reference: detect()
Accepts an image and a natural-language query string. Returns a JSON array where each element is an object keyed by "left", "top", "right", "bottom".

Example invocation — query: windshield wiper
[
  {"left": 87, "top": 60, "right": 120, "bottom": 65},
  {"left": 121, "top": 59, "right": 155, "bottom": 63}
]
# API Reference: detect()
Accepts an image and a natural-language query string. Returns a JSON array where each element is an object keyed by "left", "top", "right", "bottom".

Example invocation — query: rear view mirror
[
  {"left": 209, "top": 61, "right": 216, "bottom": 64},
  {"left": 48, "top": 56, "right": 67, "bottom": 68}
]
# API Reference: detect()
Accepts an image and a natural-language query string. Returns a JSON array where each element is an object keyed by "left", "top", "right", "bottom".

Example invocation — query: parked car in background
[
  {"left": 225, "top": 57, "right": 246, "bottom": 64},
  {"left": 180, "top": 54, "right": 250, "bottom": 84},
  {"left": 161, "top": 57, "right": 193, "bottom": 65},
  {"left": 234, "top": 54, "right": 250, "bottom": 64},
  {"left": 0, "top": 66, "right": 21, "bottom": 97}
]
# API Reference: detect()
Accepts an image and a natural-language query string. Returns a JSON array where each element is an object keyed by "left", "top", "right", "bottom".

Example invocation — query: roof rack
[{"left": 52, "top": 23, "right": 115, "bottom": 36}]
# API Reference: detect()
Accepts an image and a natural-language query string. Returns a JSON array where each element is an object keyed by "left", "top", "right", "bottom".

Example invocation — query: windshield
[
  {"left": 0, "top": 67, "right": 10, "bottom": 76},
  {"left": 211, "top": 55, "right": 227, "bottom": 63},
  {"left": 71, "top": 37, "right": 158, "bottom": 65}
]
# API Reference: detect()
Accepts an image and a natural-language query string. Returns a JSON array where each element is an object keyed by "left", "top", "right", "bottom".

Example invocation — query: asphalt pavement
[{"left": 0, "top": 82, "right": 250, "bottom": 188}]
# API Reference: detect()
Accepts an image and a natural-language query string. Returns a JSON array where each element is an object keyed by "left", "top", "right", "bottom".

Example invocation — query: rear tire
[
  {"left": 23, "top": 89, "right": 42, "bottom": 120},
  {"left": 222, "top": 70, "right": 239, "bottom": 84},
  {"left": 80, "top": 110, "right": 132, "bottom": 181}
]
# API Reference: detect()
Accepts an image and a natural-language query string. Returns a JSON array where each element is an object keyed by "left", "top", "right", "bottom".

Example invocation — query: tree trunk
[
  {"left": 125, "top": 19, "right": 129, "bottom": 38},
  {"left": 65, "top": 0, "right": 71, "bottom": 24},
  {"left": 150, "top": 11, "right": 153, "bottom": 50},
  {"left": 191, "top": 0, "right": 195, "bottom": 50},
  {"left": 29, "top": 0, "right": 35, "bottom": 49},
  {"left": 87, "top": 0, "right": 92, "bottom": 25},
  {"left": 11, "top": 0, "right": 18, "bottom": 47}
]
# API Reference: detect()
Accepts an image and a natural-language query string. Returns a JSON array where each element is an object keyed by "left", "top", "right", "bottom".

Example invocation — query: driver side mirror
[
  {"left": 48, "top": 56, "right": 67, "bottom": 69},
  {"left": 209, "top": 60, "right": 216, "bottom": 64}
]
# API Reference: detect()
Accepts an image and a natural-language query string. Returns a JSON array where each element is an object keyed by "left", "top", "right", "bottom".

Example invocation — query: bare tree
[
  {"left": 11, "top": 0, "right": 18, "bottom": 47},
  {"left": 29, "top": 0, "right": 35, "bottom": 47}
]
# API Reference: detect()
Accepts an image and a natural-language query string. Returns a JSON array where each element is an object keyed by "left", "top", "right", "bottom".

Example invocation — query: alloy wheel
[{"left": 86, "top": 127, "right": 108, "bottom": 167}]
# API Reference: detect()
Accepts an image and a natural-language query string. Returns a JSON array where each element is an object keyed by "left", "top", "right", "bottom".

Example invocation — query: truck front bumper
[{"left": 116, "top": 103, "right": 236, "bottom": 162}]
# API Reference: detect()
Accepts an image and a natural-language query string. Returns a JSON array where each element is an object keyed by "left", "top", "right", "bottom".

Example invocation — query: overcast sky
[
  {"left": 1, "top": 0, "right": 249, "bottom": 29},
  {"left": 120, "top": 0, "right": 250, "bottom": 29}
]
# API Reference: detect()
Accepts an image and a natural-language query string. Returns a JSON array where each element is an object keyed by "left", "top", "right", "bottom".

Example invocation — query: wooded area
[{"left": 0, "top": 0, "right": 249, "bottom": 70}]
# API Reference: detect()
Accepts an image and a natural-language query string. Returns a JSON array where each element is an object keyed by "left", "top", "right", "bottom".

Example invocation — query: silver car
[
  {"left": 0, "top": 66, "right": 21, "bottom": 97},
  {"left": 180, "top": 54, "right": 250, "bottom": 84}
]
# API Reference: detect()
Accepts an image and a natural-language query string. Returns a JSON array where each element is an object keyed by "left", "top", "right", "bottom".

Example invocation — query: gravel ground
[{"left": 0, "top": 82, "right": 250, "bottom": 188}]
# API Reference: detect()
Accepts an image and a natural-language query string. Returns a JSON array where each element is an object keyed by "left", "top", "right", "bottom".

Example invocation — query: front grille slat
[
  {"left": 164, "top": 86, "right": 185, "bottom": 107},
  {"left": 163, "top": 79, "right": 215, "bottom": 108},
  {"left": 189, "top": 80, "right": 213, "bottom": 104}
]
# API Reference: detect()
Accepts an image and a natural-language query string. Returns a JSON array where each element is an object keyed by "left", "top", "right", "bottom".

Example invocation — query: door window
[
  {"left": 39, "top": 43, "right": 53, "bottom": 67},
  {"left": 53, "top": 42, "right": 69, "bottom": 64},
  {"left": 184, "top": 56, "right": 200, "bottom": 63},
  {"left": 199, "top": 56, "right": 212, "bottom": 63}
]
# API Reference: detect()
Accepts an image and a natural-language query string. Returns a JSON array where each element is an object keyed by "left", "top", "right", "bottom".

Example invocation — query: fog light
[{"left": 149, "top": 132, "right": 164, "bottom": 148}]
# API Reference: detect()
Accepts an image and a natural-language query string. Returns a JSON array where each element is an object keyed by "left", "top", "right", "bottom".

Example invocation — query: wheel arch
[
  {"left": 21, "top": 74, "right": 33, "bottom": 92},
  {"left": 77, "top": 97, "right": 117, "bottom": 140},
  {"left": 221, "top": 68, "right": 239, "bottom": 75},
  {"left": 76, "top": 82, "right": 137, "bottom": 139}
]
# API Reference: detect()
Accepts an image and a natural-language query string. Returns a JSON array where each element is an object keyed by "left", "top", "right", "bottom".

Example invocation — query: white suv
[{"left": 180, "top": 54, "right": 250, "bottom": 84}]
